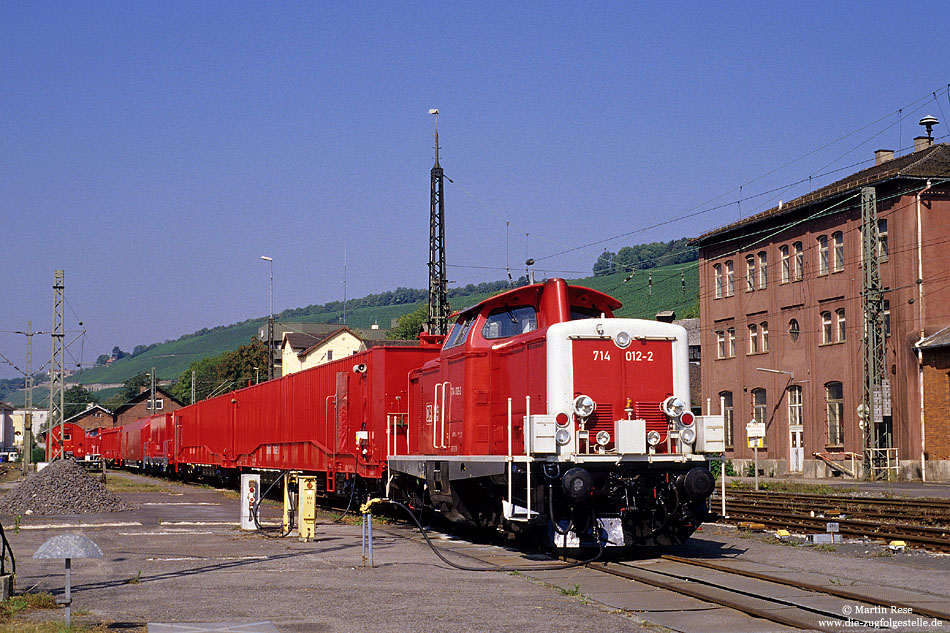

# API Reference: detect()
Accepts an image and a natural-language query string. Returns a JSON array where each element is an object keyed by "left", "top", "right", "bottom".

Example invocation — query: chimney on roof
[
  {"left": 914, "top": 136, "right": 933, "bottom": 152},
  {"left": 874, "top": 149, "right": 894, "bottom": 165}
]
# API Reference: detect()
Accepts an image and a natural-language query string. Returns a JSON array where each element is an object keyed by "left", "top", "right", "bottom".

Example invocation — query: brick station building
[{"left": 693, "top": 137, "right": 950, "bottom": 480}]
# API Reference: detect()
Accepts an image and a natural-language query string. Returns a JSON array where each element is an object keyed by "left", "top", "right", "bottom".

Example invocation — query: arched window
[
  {"left": 836, "top": 309, "right": 846, "bottom": 342},
  {"left": 748, "top": 323, "right": 759, "bottom": 354},
  {"left": 780, "top": 245, "right": 790, "bottom": 283},
  {"left": 832, "top": 231, "right": 844, "bottom": 272},
  {"left": 817, "top": 235, "right": 829, "bottom": 275},
  {"left": 720, "top": 391, "right": 734, "bottom": 449},
  {"left": 725, "top": 260, "right": 735, "bottom": 296},
  {"left": 821, "top": 311, "right": 833, "bottom": 344},
  {"left": 788, "top": 318, "right": 800, "bottom": 342},
  {"left": 825, "top": 382, "right": 844, "bottom": 446},
  {"left": 787, "top": 386, "right": 803, "bottom": 426},
  {"left": 793, "top": 242, "right": 804, "bottom": 280},
  {"left": 751, "top": 388, "right": 767, "bottom": 447},
  {"left": 714, "top": 264, "right": 723, "bottom": 299},
  {"left": 760, "top": 322, "right": 769, "bottom": 352},
  {"left": 757, "top": 251, "right": 768, "bottom": 288}
]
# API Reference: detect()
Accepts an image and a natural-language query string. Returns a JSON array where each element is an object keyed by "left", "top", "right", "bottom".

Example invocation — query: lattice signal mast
[
  {"left": 860, "top": 187, "right": 887, "bottom": 480},
  {"left": 49, "top": 270, "right": 66, "bottom": 460},
  {"left": 427, "top": 109, "right": 450, "bottom": 335}
]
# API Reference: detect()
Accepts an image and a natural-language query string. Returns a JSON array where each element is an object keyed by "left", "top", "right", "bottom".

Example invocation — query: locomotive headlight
[
  {"left": 614, "top": 331, "right": 631, "bottom": 348},
  {"left": 595, "top": 430, "right": 611, "bottom": 446},
  {"left": 573, "top": 395, "right": 595, "bottom": 418},
  {"left": 646, "top": 430, "right": 662, "bottom": 446},
  {"left": 680, "top": 427, "right": 696, "bottom": 445},
  {"left": 661, "top": 396, "right": 687, "bottom": 418},
  {"left": 555, "top": 428, "right": 572, "bottom": 446}
]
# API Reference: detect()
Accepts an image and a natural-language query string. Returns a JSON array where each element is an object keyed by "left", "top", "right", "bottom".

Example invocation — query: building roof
[
  {"left": 0, "top": 401, "right": 12, "bottom": 412},
  {"left": 63, "top": 404, "right": 112, "bottom": 424},
  {"left": 918, "top": 325, "right": 950, "bottom": 350},
  {"left": 281, "top": 332, "right": 331, "bottom": 351},
  {"left": 111, "top": 386, "right": 183, "bottom": 417},
  {"left": 298, "top": 327, "right": 357, "bottom": 357},
  {"left": 694, "top": 143, "right": 950, "bottom": 245}
]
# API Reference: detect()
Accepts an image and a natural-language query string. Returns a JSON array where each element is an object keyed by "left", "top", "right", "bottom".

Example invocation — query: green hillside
[{"left": 9, "top": 263, "right": 697, "bottom": 403}]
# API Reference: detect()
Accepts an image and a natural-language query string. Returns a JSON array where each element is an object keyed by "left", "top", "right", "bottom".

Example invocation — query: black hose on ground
[
  {"left": 368, "top": 498, "right": 604, "bottom": 572},
  {"left": 253, "top": 474, "right": 295, "bottom": 538},
  {"left": 0, "top": 520, "right": 14, "bottom": 576}
]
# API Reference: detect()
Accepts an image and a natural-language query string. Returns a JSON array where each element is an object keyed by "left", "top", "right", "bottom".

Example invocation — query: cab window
[
  {"left": 482, "top": 306, "right": 538, "bottom": 339},
  {"left": 570, "top": 306, "right": 602, "bottom": 320},
  {"left": 444, "top": 315, "right": 475, "bottom": 350}
]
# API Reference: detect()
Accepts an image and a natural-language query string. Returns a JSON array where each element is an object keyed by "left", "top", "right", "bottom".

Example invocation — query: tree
[
  {"left": 64, "top": 384, "right": 98, "bottom": 419},
  {"left": 95, "top": 354, "right": 110, "bottom": 366},
  {"left": 170, "top": 338, "right": 270, "bottom": 404},
  {"left": 111, "top": 346, "right": 129, "bottom": 360},
  {"left": 593, "top": 251, "right": 616, "bottom": 276},
  {"left": 389, "top": 305, "right": 428, "bottom": 340}
]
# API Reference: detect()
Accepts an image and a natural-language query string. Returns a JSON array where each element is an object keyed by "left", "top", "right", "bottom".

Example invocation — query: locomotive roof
[{"left": 458, "top": 278, "right": 622, "bottom": 318}]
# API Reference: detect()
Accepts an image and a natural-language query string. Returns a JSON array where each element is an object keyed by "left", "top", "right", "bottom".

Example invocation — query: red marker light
[
  {"left": 680, "top": 411, "right": 695, "bottom": 426},
  {"left": 555, "top": 413, "right": 570, "bottom": 427}
]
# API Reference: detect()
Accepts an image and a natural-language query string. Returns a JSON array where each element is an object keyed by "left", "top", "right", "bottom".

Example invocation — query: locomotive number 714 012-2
[{"left": 592, "top": 349, "right": 654, "bottom": 361}]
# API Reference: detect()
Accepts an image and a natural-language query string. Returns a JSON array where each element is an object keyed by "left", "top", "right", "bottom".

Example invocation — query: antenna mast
[{"left": 427, "top": 109, "right": 449, "bottom": 335}]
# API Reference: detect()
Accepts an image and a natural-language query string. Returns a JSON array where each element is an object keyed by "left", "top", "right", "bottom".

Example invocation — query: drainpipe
[{"left": 915, "top": 180, "right": 932, "bottom": 482}]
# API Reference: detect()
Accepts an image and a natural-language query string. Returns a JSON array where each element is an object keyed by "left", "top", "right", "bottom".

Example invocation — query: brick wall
[{"left": 923, "top": 349, "right": 950, "bottom": 460}]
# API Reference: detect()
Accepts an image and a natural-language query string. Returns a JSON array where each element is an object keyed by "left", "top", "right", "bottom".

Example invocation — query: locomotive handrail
[
  {"left": 440, "top": 381, "right": 448, "bottom": 449},
  {"left": 432, "top": 383, "right": 442, "bottom": 449}
]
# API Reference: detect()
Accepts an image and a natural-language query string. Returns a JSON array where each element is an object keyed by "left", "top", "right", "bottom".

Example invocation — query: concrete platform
[{"left": 3, "top": 473, "right": 654, "bottom": 633}]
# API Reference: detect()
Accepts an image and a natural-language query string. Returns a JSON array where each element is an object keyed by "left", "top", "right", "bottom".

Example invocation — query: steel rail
[
  {"left": 589, "top": 560, "right": 874, "bottom": 633},
  {"left": 723, "top": 507, "right": 950, "bottom": 550},
  {"left": 660, "top": 554, "right": 950, "bottom": 621}
]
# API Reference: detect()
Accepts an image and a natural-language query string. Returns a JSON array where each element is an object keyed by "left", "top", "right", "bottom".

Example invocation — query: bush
[{"left": 708, "top": 459, "right": 738, "bottom": 479}]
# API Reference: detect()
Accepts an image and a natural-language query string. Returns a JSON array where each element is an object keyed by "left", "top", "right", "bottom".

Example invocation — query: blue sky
[{"left": 2, "top": 2, "right": 949, "bottom": 378}]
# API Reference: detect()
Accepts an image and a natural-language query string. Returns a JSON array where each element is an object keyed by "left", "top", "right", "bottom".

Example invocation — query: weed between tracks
[{"left": 727, "top": 480, "right": 859, "bottom": 495}]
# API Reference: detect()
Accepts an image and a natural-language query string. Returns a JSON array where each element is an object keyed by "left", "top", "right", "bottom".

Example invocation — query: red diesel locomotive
[{"left": 108, "top": 279, "right": 723, "bottom": 547}]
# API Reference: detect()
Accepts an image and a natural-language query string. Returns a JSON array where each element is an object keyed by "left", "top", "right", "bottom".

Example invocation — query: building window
[
  {"left": 327, "top": 350, "right": 333, "bottom": 361},
  {"left": 752, "top": 388, "right": 767, "bottom": 447},
  {"left": 884, "top": 300, "right": 890, "bottom": 337},
  {"left": 780, "top": 245, "right": 790, "bottom": 283},
  {"left": 789, "top": 318, "right": 800, "bottom": 342},
  {"left": 146, "top": 398, "right": 164, "bottom": 411},
  {"left": 727, "top": 327, "right": 736, "bottom": 358},
  {"left": 746, "top": 255, "right": 756, "bottom": 292},
  {"left": 689, "top": 345, "right": 701, "bottom": 362},
  {"left": 716, "top": 330, "right": 726, "bottom": 359},
  {"left": 825, "top": 382, "right": 844, "bottom": 446},
  {"left": 821, "top": 311, "right": 833, "bottom": 344},
  {"left": 714, "top": 264, "right": 723, "bottom": 299},
  {"left": 758, "top": 251, "right": 768, "bottom": 289},
  {"left": 793, "top": 241, "right": 804, "bottom": 280},
  {"left": 788, "top": 386, "right": 803, "bottom": 427},
  {"left": 761, "top": 322, "right": 769, "bottom": 352},
  {"left": 720, "top": 391, "right": 734, "bottom": 448},
  {"left": 817, "top": 235, "right": 829, "bottom": 275},
  {"left": 878, "top": 219, "right": 888, "bottom": 260},
  {"left": 832, "top": 231, "right": 844, "bottom": 272},
  {"left": 725, "top": 260, "right": 734, "bottom": 296},
  {"left": 836, "top": 309, "right": 846, "bottom": 342},
  {"left": 748, "top": 324, "right": 759, "bottom": 354}
]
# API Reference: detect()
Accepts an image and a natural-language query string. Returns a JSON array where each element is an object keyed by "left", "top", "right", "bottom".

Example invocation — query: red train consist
[{"left": 106, "top": 279, "right": 723, "bottom": 547}]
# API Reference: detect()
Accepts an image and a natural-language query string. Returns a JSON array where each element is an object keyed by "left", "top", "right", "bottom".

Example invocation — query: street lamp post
[{"left": 260, "top": 256, "right": 274, "bottom": 380}]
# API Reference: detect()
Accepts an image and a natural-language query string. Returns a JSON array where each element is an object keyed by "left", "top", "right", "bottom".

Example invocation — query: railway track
[
  {"left": 588, "top": 555, "right": 950, "bottom": 632},
  {"left": 713, "top": 489, "right": 950, "bottom": 551}
]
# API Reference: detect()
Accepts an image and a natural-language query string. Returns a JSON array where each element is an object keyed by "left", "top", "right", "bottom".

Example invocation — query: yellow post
[
  {"left": 297, "top": 476, "right": 318, "bottom": 541},
  {"left": 282, "top": 472, "right": 291, "bottom": 535}
]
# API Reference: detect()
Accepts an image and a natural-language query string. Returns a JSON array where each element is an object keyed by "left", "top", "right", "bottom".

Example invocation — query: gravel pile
[{"left": 0, "top": 459, "right": 132, "bottom": 515}]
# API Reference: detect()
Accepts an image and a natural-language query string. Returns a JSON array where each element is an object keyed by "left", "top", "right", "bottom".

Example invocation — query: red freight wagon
[
  {"left": 119, "top": 417, "right": 150, "bottom": 467},
  {"left": 99, "top": 426, "right": 121, "bottom": 463},
  {"left": 46, "top": 423, "right": 100, "bottom": 461},
  {"left": 171, "top": 343, "right": 440, "bottom": 492}
]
